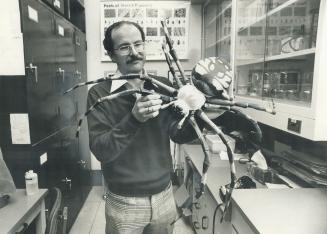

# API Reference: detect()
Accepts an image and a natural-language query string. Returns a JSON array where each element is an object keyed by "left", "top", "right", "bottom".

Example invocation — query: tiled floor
[{"left": 70, "top": 186, "right": 195, "bottom": 234}]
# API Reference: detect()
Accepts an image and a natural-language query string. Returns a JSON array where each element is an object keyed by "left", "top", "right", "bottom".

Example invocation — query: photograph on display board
[{"left": 100, "top": 1, "right": 190, "bottom": 61}]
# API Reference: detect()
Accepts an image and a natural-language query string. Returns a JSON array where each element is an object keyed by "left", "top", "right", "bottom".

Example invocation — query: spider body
[{"left": 192, "top": 57, "right": 232, "bottom": 99}]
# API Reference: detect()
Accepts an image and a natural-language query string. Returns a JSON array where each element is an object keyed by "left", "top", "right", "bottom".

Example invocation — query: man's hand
[{"left": 132, "top": 94, "right": 163, "bottom": 122}]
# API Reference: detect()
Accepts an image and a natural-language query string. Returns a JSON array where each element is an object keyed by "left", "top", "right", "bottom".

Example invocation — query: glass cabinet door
[
  {"left": 234, "top": 0, "right": 267, "bottom": 97},
  {"left": 235, "top": 0, "right": 320, "bottom": 106},
  {"left": 204, "top": 0, "right": 232, "bottom": 62}
]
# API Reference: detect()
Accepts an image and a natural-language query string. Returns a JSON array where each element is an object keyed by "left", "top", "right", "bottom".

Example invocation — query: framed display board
[{"left": 100, "top": 1, "right": 190, "bottom": 61}]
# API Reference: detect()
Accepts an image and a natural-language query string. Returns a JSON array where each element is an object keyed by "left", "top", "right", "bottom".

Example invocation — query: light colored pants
[{"left": 105, "top": 183, "right": 177, "bottom": 234}]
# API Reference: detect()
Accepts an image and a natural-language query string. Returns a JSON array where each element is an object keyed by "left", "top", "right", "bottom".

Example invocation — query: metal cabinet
[
  {"left": 0, "top": 0, "right": 90, "bottom": 231},
  {"left": 18, "top": 0, "right": 82, "bottom": 145},
  {"left": 184, "top": 155, "right": 232, "bottom": 234},
  {"left": 21, "top": 0, "right": 60, "bottom": 145}
]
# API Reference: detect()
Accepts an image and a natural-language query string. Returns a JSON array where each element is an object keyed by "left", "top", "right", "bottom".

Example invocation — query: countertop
[
  {"left": 182, "top": 144, "right": 265, "bottom": 203},
  {"left": 232, "top": 188, "right": 327, "bottom": 234},
  {"left": 182, "top": 144, "right": 327, "bottom": 234},
  {"left": 0, "top": 189, "right": 48, "bottom": 234}
]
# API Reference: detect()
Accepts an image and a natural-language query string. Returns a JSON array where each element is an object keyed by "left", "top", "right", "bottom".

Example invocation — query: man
[{"left": 87, "top": 21, "right": 199, "bottom": 234}]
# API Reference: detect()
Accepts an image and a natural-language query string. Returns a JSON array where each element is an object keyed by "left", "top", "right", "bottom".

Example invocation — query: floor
[{"left": 70, "top": 186, "right": 195, "bottom": 234}]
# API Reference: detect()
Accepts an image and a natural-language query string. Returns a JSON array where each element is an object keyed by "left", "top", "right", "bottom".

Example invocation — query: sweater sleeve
[{"left": 87, "top": 85, "right": 142, "bottom": 164}]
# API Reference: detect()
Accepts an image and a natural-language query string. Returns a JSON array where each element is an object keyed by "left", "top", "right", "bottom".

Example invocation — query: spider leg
[
  {"left": 160, "top": 20, "right": 190, "bottom": 85},
  {"left": 196, "top": 110, "right": 236, "bottom": 186},
  {"left": 162, "top": 43, "right": 184, "bottom": 88},
  {"left": 203, "top": 104, "right": 239, "bottom": 113},
  {"left": 76, "top": 88, "right": 176, "bottom": 137},
  {"left": 188, "top": 112, "right": 210, "bottom": 199},
  {"left": 76, "top": 89, "right": 140, "bottom": 137},
  {"left": 90, "top": 74, "right": 178, "bottom": 96},
  {"left": 160, "top": 101, "right": 175, "bottom": 110},
  {"left": 220, "top": 186, "right": 234, "bottom": 222},
  {"left": 111, "top": 74, "right": 179, "bottom": 97},
  {"left": 203, "top": 103, "right": 226, "bottom": 111},
  {"left": 228, "top": 108, "right": 262, "bottom": 144},
  {"left": 141, "top": 75, "right": 178, "bottom": 96},
  {"left": 64, "top": 77, "right": 110, "bottom": 94},
  {"left": 203, "top": 104, "right": 263, "bottom": 143},
  {"left": 64, "top": 73, "right": 178, "bottom": 97},
  {"left": 195, "top": 110, "right": 237, "bottom": 220},
  {"left": 177, "top": 115, "right": 188, "bottom": 129},
  {"left": 206, "top": 98, "right": 276, "bottom": 114},
  {"left": 64, "top": 74, "right": 142, "bottom": 94}
]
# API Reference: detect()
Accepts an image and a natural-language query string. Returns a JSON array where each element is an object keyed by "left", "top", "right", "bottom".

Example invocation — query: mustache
[{"left": 127, "top": 54, "right": 144, "bottom": 63}]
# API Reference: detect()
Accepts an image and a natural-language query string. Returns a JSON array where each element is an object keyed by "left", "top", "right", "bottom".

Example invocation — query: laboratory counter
[
  {"left": 0, "top": 189, "right": 48, "bottom": 234},
  {"left": 182, "top": 144, "right": 327, "bottom": 234}
]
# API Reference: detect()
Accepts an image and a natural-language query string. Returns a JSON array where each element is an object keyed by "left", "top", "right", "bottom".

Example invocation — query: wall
[
  {"left": 84, "top": 0, "right": 202, "bottom": 170},
  {"left": 0, "top": 0, "right": 25, "bottom": 75}
]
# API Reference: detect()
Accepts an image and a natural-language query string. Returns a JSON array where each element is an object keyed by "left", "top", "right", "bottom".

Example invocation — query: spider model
[{"left": 64, "top": 20, "right": 276, "bottom": 221}]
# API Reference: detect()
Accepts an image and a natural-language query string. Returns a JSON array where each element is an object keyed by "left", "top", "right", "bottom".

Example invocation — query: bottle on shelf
[{"left": 25, "top": 170, "right": 39, "bottom": 196}]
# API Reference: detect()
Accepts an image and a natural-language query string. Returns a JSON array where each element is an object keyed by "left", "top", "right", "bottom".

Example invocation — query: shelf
[
  {"left": 207, "top": 3, "right": 232, "bottom": 26},
  {"left": 236, "top": 94, "right": 311, "bottom": 107},
  {"left": 203, "top": 0, "right": 326, "bottom": 140},
  {"left": 238, "top": 0, "right": 300, "bottom": 33},
  {"left": 216, "top": 34, "right": 231, "bottom": 44},
  {"left": 237, "top": 47, "right": 315, "bottom": 66},
  {"left": 208, "top": 34, "right": 231, "bottom": 47}
]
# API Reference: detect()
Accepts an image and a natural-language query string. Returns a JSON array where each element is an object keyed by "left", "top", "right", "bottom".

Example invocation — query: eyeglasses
[{"left": 114, "top": 42, "right": 145, "bottom": 55}]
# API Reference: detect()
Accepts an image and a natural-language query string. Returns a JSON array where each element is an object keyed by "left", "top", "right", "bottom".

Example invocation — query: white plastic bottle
[{"left": 25, "top": 170, "right": 39, "bottom": 195}]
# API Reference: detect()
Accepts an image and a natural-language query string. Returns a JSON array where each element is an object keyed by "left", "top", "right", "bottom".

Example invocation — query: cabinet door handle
[
  {"left": 77, "top": 160, "right": 86, "bottom": 165},
  {"left": 75, "top": 34, "right": 81, "bottom": 46},
  {"left": 25, "top": 63, "right": 38, "bottom": 83},
  {"left": 77, "top": 160, "right": 87, "bottom": 169},
  {"left": 74, "top": 70, "right": 81, "bottom": 79},
  {"left": 61, "top": 177, "right": 72, "bottom": 190},
  {"left": 56, "top": 67, "right": 65, "bottom": 82}
]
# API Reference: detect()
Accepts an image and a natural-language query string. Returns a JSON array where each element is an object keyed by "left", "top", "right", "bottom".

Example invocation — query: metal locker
[
  {"left": 73, "top": 28, "right": 87, "bottom": 116},
  {"left": 0, "top": 1, "right": 91, "bottom": 232},
  {"left": 20, "top": 0, "right": 60, "bottom": 146},
  {"left": 53, "top": 13, "right": 77, "bottom": 129}
]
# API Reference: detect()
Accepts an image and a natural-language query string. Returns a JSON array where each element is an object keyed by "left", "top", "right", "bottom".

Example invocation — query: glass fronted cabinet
[
  {"left": 203, "top": 0, "right": 327, "bottom": 140},
  {"left": 235, "top": 0, "right": 318, "bottom": 104},
  {"left": 203, "top": 0, "right": 233, "bottom": 63}
]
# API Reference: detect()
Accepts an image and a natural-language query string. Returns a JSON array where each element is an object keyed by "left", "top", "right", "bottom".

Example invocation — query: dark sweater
[{"left": 87, "top": 75, "right": 200, "bottom": 196}]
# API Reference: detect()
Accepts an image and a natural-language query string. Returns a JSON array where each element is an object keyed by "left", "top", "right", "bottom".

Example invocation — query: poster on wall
[
  {"left": 100, "top": 1, "right": 190, "bottom": 61},
  {"left": 10, "top": 113, "right": 31, "bottom": 144}
]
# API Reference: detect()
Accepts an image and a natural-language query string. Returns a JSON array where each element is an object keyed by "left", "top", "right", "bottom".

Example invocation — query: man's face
[{"left": 109, "top": 24, "right": 146, "bottom": 74}]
